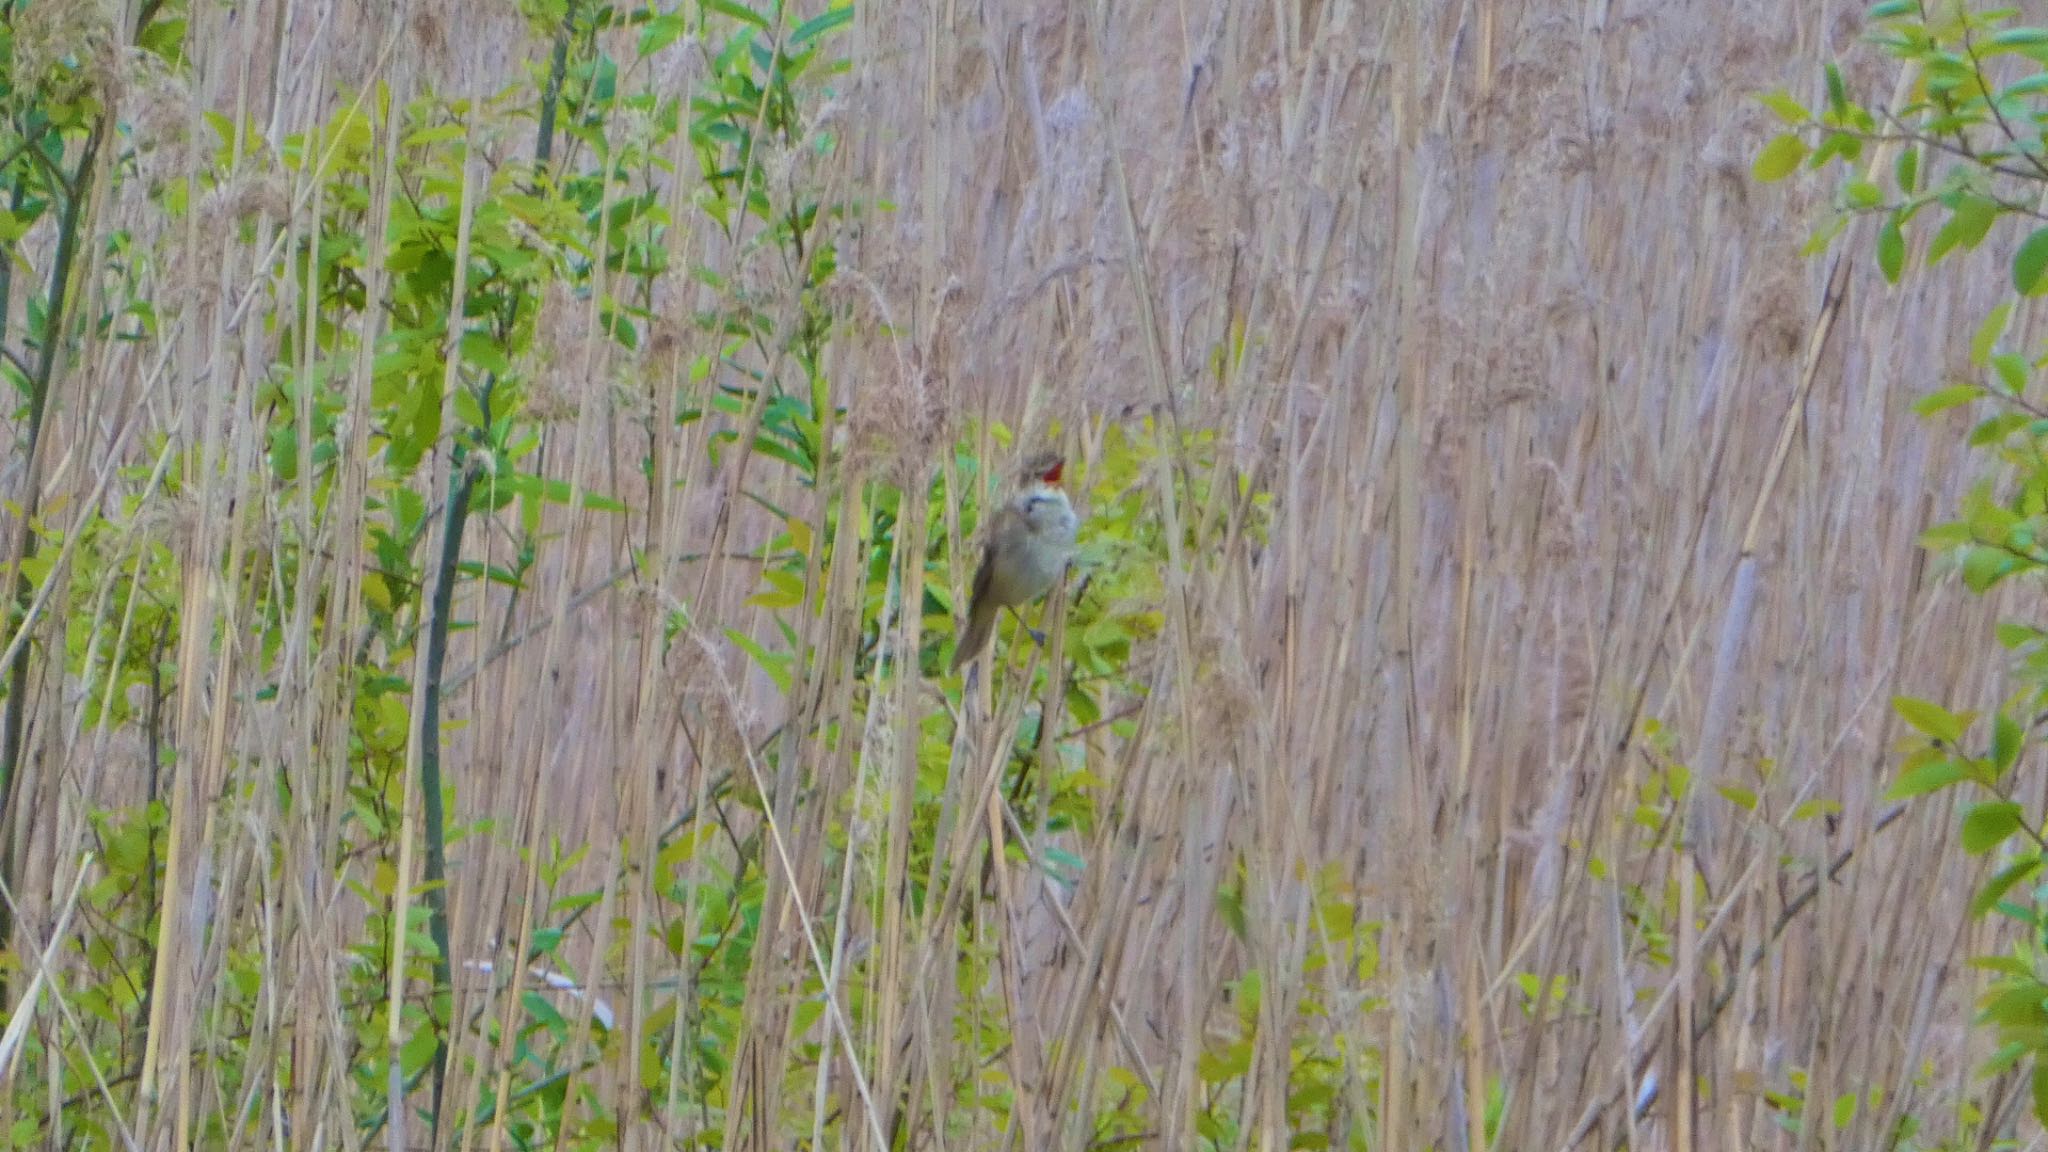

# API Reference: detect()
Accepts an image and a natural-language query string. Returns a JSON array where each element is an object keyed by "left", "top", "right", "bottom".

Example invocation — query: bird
[{"left": 950, "top": 451, "right": 1080, "bottom": 672}]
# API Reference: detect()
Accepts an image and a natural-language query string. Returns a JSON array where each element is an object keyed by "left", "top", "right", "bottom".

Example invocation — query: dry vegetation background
[{"left": 2, "top": 0, "right": 2037, "bottom": 1148}]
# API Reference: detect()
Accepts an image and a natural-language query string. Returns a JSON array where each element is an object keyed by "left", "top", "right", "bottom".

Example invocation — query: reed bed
[{"left": 0, "top": 0, "right": 2022, "bottom": 1148}]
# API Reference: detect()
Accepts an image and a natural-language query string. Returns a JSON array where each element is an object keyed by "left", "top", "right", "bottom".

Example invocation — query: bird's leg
[{"left": 1006, "top": 606, "right": 1047, "bottom": 647}]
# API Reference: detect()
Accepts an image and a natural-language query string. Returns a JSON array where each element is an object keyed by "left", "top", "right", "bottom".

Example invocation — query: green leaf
[
  {"left": 1974, "top": 302, "right": 2012, "bottom": 367},
  {"left": 457, "top": 331, "right": 510, "bottom": 376},
  {"left": 1886, "top": 754, "right": 1968, "bottom": 801},
  {"left": 1973, "top": 856, "right": 2041, "bottom": 917},
  {"left": 1925, "top": 55, "right": 1983, "bottom": 99},
  {"left": 455, "top": 560, "right": 527, "bottom": 589},
  {"left": 1811, "top": 131, "right": 1862, "bottom": 167},
  {"left": 1980, "top": 986, "right": 2048, "bottom": 1033},
  {"left": 1993, "top": 353, "right": 2030, "bottom": 394},
  {"left": 1792, "top": 797, "right": 1841, "bottom": 822},
  {"left": 1717, "top": 783, "right": 1758, "bottom": 811},
  {"left": 2016, "top": 228, "right": 2048, "bottom": 295},
  {"left": 1999, "top": 74, "right": 2048, "bottom": 102},
  {"left": 1964, "top": 544, "right": 2022, "bottom": 592},
  {"left": 1920, "top": 519, "right": 1971, "bottom": 551},
  {"left": 453, "top": 387, "right": 484, "bottom": 430},
  {"left": 745, "top": 568, "right": 806, "bottom": 610},
  {"left": 1866, "top": 0, "right": 1915, "bottom": 16},
  {"left": 139, "top": 14, "right": 186, "bottom": 61},
  {"left": 1041, "top": 846, "right": 1086, "bottom": 883},
  {"left": 401, "top": 1021, "right": 439, "bottom": 1074},
  {"left": 1995, "top": 713, "right": 2024, "bottom": 774},
  {"left": 790, "top": 4, "right": 853, "bottom": 47},
  {"left": 1753, "top": 133, "right": 1809, "bottom": 182},
  {"left": 1877, "top": 212, "right": 1905, "bottom": 283},
  {"left": 402, "top": 123, "right": 467, "bottom": 150},
  {"left": 1197, "top": 1039, "right": 1253, "bottom": 1083},
  {"left": 1969, "top": 497, "right": 2023, "bottom": 544},
  {"left": 1843, "top": 179, "right": 1884, "bottom": 209},
  {"left": 1929, "top": 196, "right": 1998, "bottom": 265},
  {"left": 269, "top": 421, "right": 300, "bottom": 481},
  {"left": 638, "top": 10, "right": 687, "bottom": 56},
  {"left": 106, "top": 819, "right": 152, "bottom": 876},
  {"left": 725, "top": 628, "right": 791, "bottom": 693},
  {"left": 499, "top": 472, "right": 627, "bottom": 513},
  {"left": 1914, "top": 383, "right": 1983, "bottom": 416},
  {"left": 1756, "top": 89, "right": 1810, "bottom": 124},
  {"left": 702, "top": 0, "right": 772, "bottom": 29},
  {"left": 1969, "top": 956, "right": 2035, "bottom": 978},
  {"left": 1961, "top": 801, "right": 2025, "bottom": 854},
  {"left": 1894, "top": 695, "right": 1968, "bottom": 744},
  {"left": 1989, "top": 28, "right": 2048, "bottom": 52},
  {"left": 523, "top": 990, "right": 568, "bottom": 1036},
  {"left": 1895, "top": 144, "right": 1919, "bottom": 194},
  {"left": 1971, "top": 410, "right": 2030, "bottom": 445},
  {"left": 600, "top": 306, "right": 640, "bottom": 350},
  {"left": 1998, "top": 622, "right": 2043, "bottom": 649}
]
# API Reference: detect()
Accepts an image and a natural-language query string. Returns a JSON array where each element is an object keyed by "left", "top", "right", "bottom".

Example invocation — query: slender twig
[
  {"left": 1059, "top": 698, "right": 1147, "bottom": 743},
  {"left": 443, "top": 561, "right": 633, "bottom": 693},
  {"left": 2, "top": 123, "right": 100, "bottom": 850},
  {"left": 1959, "top": 23, "right": 2048, "bottom": 185}
]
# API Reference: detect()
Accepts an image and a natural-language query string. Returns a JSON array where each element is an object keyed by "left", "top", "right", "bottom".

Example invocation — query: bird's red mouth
[{"left": 1040, "top": 459, "right": 1065, "bottom": 485}]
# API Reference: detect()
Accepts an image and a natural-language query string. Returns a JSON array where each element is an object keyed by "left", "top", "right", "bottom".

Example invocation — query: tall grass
[{"left": 0, "top": 0, "right": 2023, "bottom": 1149}]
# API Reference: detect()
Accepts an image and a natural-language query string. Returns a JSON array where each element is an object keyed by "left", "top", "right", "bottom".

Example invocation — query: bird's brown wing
[
  {"left": 968, "top": 539, "right": 996, "bottom": 609},
  {"left": 951, "top": 543, "right": 1000, "bottom": 671}
]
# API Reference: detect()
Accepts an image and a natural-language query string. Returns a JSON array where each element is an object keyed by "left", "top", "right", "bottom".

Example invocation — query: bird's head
[{"left": 1020, "top": 450, "right": 1066, "bottom": 488}]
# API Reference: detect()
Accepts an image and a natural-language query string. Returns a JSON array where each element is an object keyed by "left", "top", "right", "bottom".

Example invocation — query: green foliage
[
  {"left": 0, "top": 0, "right": 850, "bottom": 1142},
  {"left": 0, "top": 0, "right": 1323, "bottom": 1146},
  {"left": 1764, "top": 0, "right": 2048, "bottom": 1132},
  {"left": 0, "top": 1, "right": 191, "bottom": 1140}
]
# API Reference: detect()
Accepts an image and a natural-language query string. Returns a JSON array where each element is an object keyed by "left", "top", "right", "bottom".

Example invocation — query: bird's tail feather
[{"left": 950, "top": 600, "right": 998, "bottom": 671}]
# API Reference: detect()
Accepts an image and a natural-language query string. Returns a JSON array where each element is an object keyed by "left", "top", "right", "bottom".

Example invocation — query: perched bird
[{"left": 950, "top": 452, "right": 1080, "bottom": 671}]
